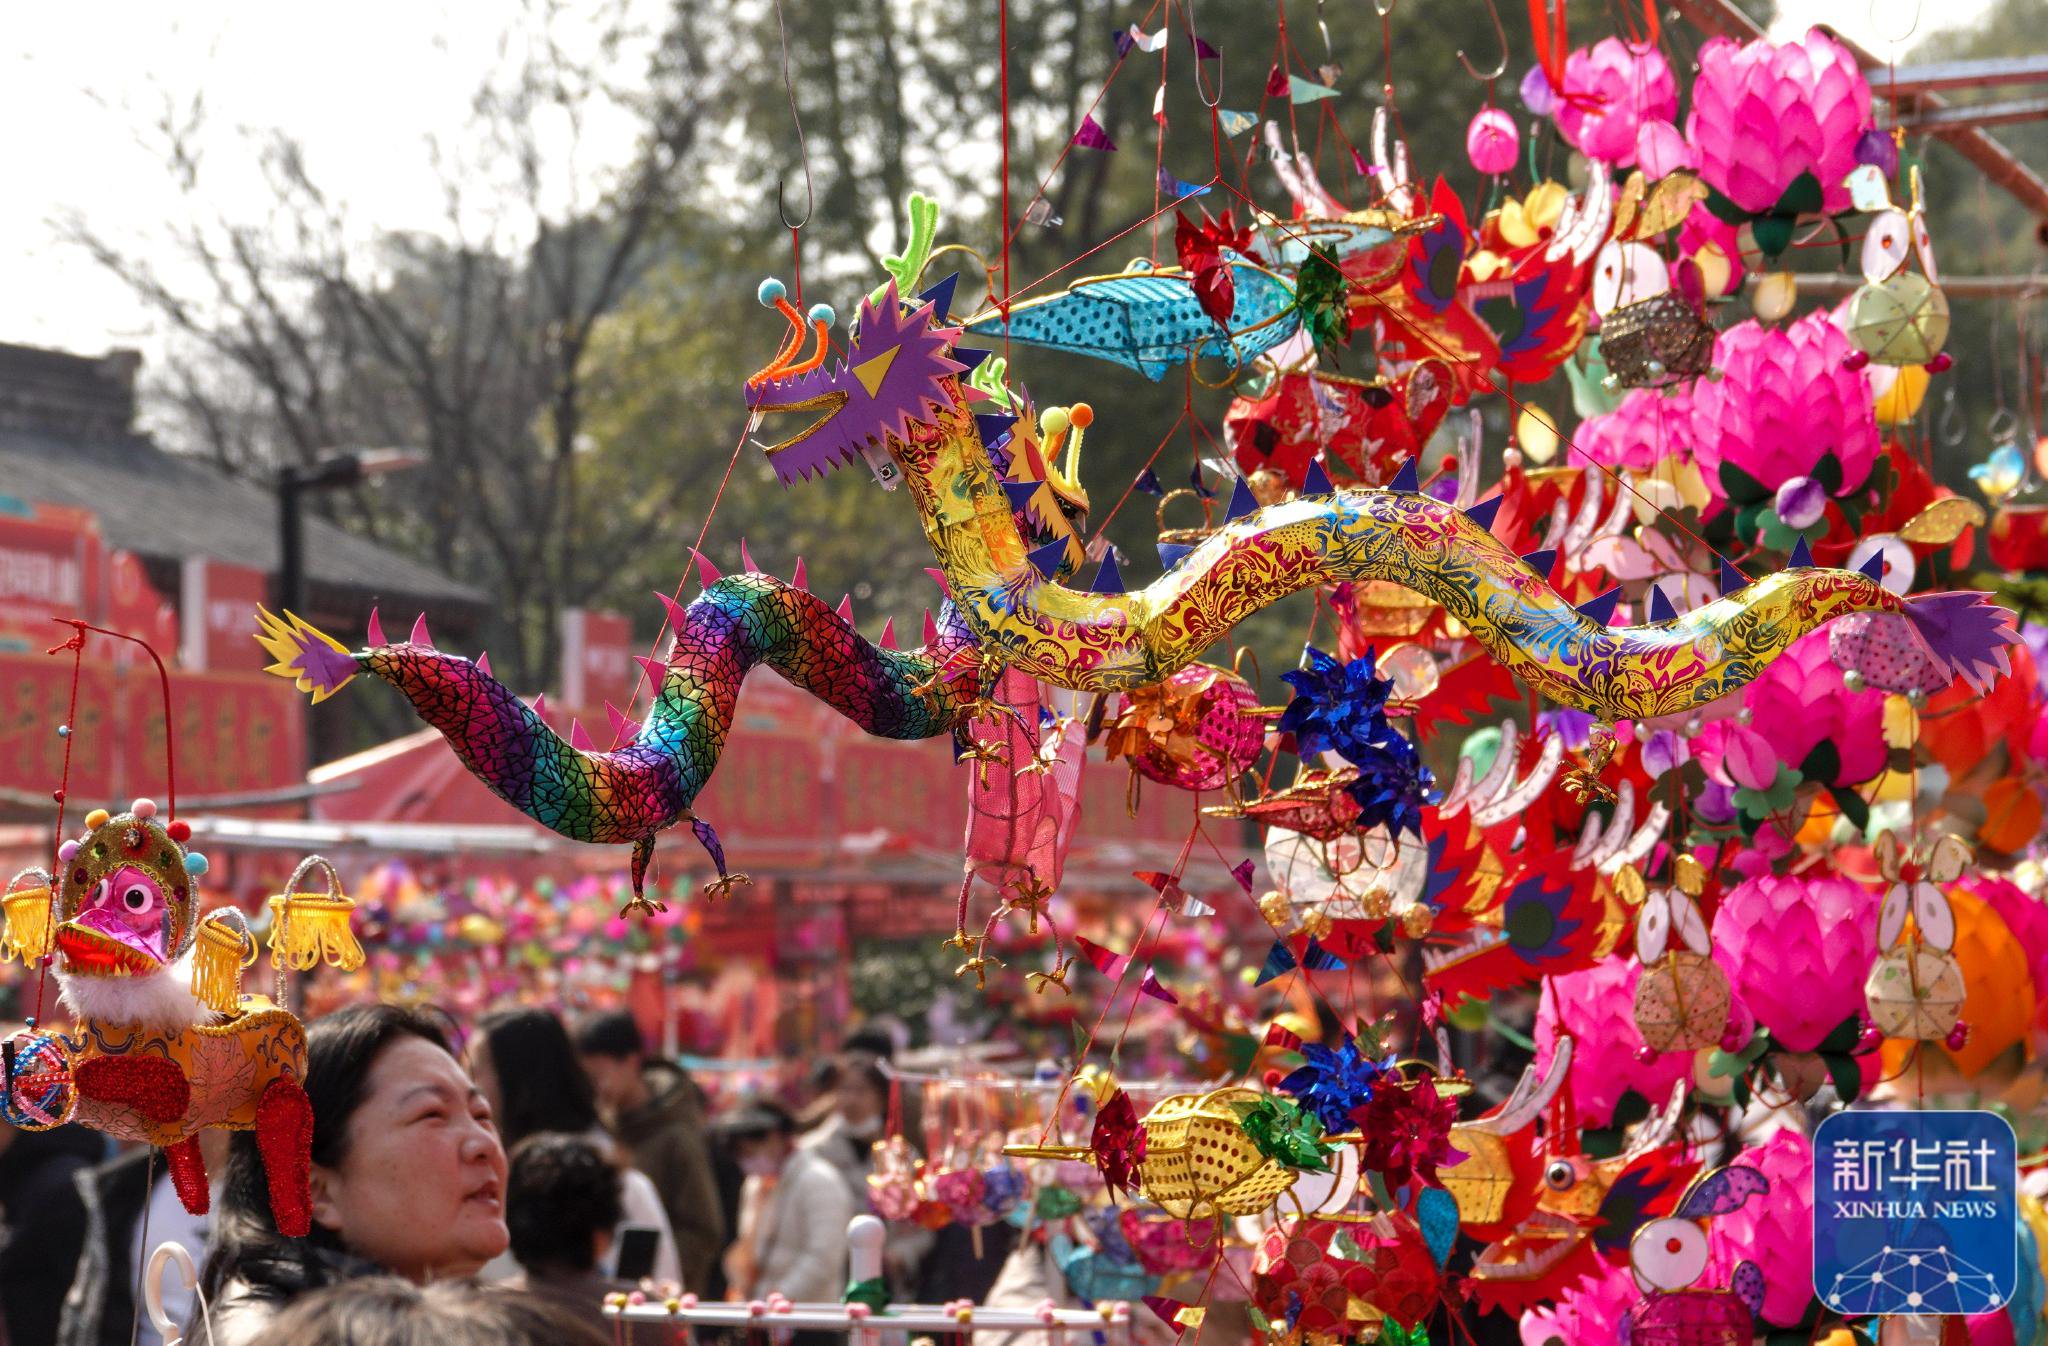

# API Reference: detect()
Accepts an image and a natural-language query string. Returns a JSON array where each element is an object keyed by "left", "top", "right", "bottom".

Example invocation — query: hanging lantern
[
  {"left": 1864, "top": 832, "right": 1970, "bottom": 1042},
  {"left": 1843, "top": 166, "right": 1949, "bottom": 369},
  {"left": 1250, "top": 1211, "right": 1442, "bottom": 1340},
  {"left": 1627, "top": 858, "right": 1732, "bottom": 1054},
  {"left": 1104, "top": 661, "right": 1267, "bottom": 797}
]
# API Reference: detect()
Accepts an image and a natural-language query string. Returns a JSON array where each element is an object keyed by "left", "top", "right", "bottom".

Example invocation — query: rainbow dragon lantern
[
  {"left": 1, "top": 807, "right": 363, "bottom": 1237},
  {"left": 253, "top": 265, "right": 2017, "bottom": 941}
]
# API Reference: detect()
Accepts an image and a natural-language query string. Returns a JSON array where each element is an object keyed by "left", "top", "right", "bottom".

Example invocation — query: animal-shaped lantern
[
  {"left": 1843, "top": 164, "right": 1949, "bottom": 370},
  {"left": 1626, "top": 854, "right": 1733, "bottom": 1054},
  {"left": 1626, "top": 1163, "right": 1772, "bottom": 1345},
  {"left": 1864, "top": 830, "right": 1972, "bottom": 1044},
  {"left": 1439, "top": 1038, "right": 1572, "bottom": 1229},
  {"left": 0, "top": 809, "right": 364, "bottom": 1237}
]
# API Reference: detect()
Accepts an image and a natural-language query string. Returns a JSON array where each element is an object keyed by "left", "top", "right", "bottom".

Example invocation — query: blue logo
[{"left": 1814, "top": 1110, "right": 2017, "bottom": 1316}]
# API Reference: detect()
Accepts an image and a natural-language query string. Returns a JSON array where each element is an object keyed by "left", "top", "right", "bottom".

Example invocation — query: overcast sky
[{"left": 0, "top": 1, "right": 2000, "bottom": 362}]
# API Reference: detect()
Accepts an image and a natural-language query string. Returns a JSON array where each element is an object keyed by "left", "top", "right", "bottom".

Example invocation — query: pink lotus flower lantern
[
  {"left": 1576, "top": 387, "right": 1693, "bottom": 472},
  {"left": 1689, "top": 313, "right": 1879, "bottom": 495},
  {"left": 1467, "top": 107, "right": 1520, "bottom": 175},
  {"left": 1518, "top": 1258, "right": 1637, "bottom": 1346},
  {"left": 1532, "top": 959, "right": 1693, "bottom": 1126},
  {"left": 1706, "top": 1129, "right": 1815, "bottom": 1327},
  {"left": 1687, "top": 29, "right": 1872, "bottom": 217},
  {"left": 1554, "top": 39, "right": 1677, "bottom": 166},
  {"left": 1710, "top": 873, "right": 1878, "bottom": 1053}
]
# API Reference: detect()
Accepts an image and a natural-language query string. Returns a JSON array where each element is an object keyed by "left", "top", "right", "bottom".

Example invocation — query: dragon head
[
  {"left": 744, "top": 279, "right": 967, "bottom": 490},
  {"left": 52, "top": 802, "right": 199, "bottom": 983}
]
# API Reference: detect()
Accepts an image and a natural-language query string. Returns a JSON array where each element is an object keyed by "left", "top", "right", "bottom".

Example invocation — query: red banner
[
  {"left": 179, "top": 558, "right": 269, "bottom": 672},
  {"left": 0, "top": 503, "right": 102, "bottom": 652}
]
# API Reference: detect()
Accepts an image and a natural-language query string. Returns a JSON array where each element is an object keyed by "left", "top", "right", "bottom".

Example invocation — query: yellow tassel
[
  {"left": 268, "top": 894, "right": 365, "bottom": 972},
  {"left": 1, "top": 871, "right": 55, "bottom": 967},
  {"left": 191, "top": 915, "right": 255, "bottom": 1015}
]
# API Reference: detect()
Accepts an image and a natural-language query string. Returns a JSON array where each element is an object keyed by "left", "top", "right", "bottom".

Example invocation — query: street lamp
[{"left": 276, "top": 448, "right": 424, "bottom": 618}]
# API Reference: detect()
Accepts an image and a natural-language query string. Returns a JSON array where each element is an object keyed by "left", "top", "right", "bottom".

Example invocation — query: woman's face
[{"left": 310, "top": 1035, "right": 509, "bottom": 1280}]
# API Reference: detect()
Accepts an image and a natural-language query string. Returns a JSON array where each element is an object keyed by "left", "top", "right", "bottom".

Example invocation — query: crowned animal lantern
[
  {"left": 1843, "top": 164, "right": 1950, "bottom": 370},
  {"left": 1864, "top": 830, "right": 1971, "bottom": 1043},
  {"left": 1, "top": 805, "right": 365, "bottom": 1237},
  {"left": 1626, "top": 1164, "right": 1772, "bottom": 1345},
  {"left": 1627, "top": 855, "right": 1733, "bottom": 1054}
]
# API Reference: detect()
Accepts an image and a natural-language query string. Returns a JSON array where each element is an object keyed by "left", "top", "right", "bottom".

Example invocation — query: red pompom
[
  {"left": 1926, "top": 352, "right": 1954, "bottom": 374},
  {"left": 167, "top": 820, "right": 192, "bottom": 843}
]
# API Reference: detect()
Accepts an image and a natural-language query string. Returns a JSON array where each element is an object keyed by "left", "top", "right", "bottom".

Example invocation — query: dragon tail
[
  {"left": 1902, "top": 591, "right": 2018, "bottom": 696},
  {"left": 254, "top": 608, "right": 362, "bottom": 705}
]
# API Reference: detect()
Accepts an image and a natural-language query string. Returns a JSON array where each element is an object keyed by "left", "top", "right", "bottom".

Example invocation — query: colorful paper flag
[
  {"left": 1351, "top": 146, "right": 1372, "bottom": 176},
  {"left": 1289, "top": 75, "right": 1340, "bottom": 104},
  {"left": 1230, "top": 858, "right": 1257, "bottom": 893},
  {"left": 1218, "top": 108, "right": 1258, "bottom": 138},
  {"left": 1301, "top": 938, "right": 1347, "bottom": 971},
  {"left": 1139, "top": 970, "right": 1180, "bottom": 1004},
  {"left": 1077, "top": 936, "right": 1129, "bottom": 978},
  {"left": 1255, "top": 940, "right": 1298, "bottom": 987},
  {"left": 1072, "top": 114, "right": 1118, "bottom": 151},
  {"left": 1158, "top": 168, "right": 1210, "bottom": 201},
  {"left": 1265, "top": 64, "right": 1291, "bottom": 98},
  {"left": 1134, "top": 467, "right": 1165, "bottom": 496},
  {"left": 1114, "top": 24, "right": 1169, "bottom": 56},
  {"left": 1263, "top": 1020, "right": 1305, "bottom": 1052},
  {"left": 1191, "top": 34, "right": 1219, "bottom": 59}
]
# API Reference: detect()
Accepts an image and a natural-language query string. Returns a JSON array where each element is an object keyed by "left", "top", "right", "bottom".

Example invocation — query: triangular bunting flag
[
  {"left": 1788, "top": 535, "right": 1814, "bottom": 568},
  {"left": 1077, "top": 936, "right": 1130, "bottom": 978},
  {"left": 1265, "top": 64, "right": 1291, "bottom": 98},
  {"left": 1303, "top": 456, "right": 1336, "bottom": 496},
  {"left": 1218, "top": 108, "right": 1258, "bottom": 137},
  {"left": 1301, "top": 938, "right": 1347, "bottom": 971},
  {"left": 1181, "top": 893, "right": 1215, "bottom": 918},
  {"left": 1254, "top": 940, "right": 1299, "bottom": 986},
  {"left": 1577, "top": 586, "right": 1622, "bottom": 625},
  {"left": 1157, "top": 167, "right": 1210, "bottom": 201},
  {"left": 1138, "top": 970, "right": 1179, "bottom": 1004},
  {"left": 1144, "top": 1298, "right": 1193, "bottom": 1335},
  {"left": 1230, "top": 858, "right": 1256, "bottom": 894},
  {"left": 1025, "top": 539, "right": 1068, "bottom": 581},
  {"left": 1090, "top": 550, "right": 1125, "bottom": 594},
  {"left": 1134, "top": 467, "right": 1165, "bottom": 496},
  {"left": 1289, "top": 75, "right": 1340, "bottom": 103},
  {"left": 1389, "top": 458, "right": 1421, "bottom": 494},
  {"left": 1351, "top": 146, "right": 1372, "bottom": 176},
  {"left": 1191, "top": 34, "right": 1219, "bottom": 59},
  {"left": 1466, "top": 494, "right": 1503, "bottom": 532},
  {"left": 1264, "top": 1020, "right": 1305, "bottom": 1052},
  {"left": 1072, "top": 114, "right": 1117, "bottom": 151},
  {"left": 1719, "top": 557, "right": 1747, "bottom": 595},
  {"left": 1225, "top": 476, "right": 1258, "bottom": 522}
]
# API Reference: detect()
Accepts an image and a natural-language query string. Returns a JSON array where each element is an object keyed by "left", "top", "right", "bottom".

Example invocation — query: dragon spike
[
  {"left": 1788, "top": 535, "right": 1814, "bottom": 568},
  {"left": 1389, "top": 458, "right": 1421, "bottom": 495},
  {"left": 924, "top": 567, "right": 951, "bottom": 598},
  {"left": 655, "top": 591, "right": 689, "bottom": 631},
  {"left": 1719, "top": 557, "right": 1747, "bottom": 596},
  {"left": 836, "top": 594, "right": 854, "bottom": 624},
  {"left": 366, "top": 607, "right": 386, "bottom": 647},
  {"left": 740, "top": 538, "right": 758, "bottom": 574},
  {"left": 954, "top": 346, "right": 993, "bottom": 374},
  {"left": 975, "top": 412, "right": 1019, "bottom": 448},
  {"left": 791, "top": 557, "right": 806, "bottom": 590},
  {"left": 605, "top": 702, "right": 640, "bottom": 743},
  {"left": 1647, "top": 584, "right": 1678, "bottom": 624},
  {"left": 1091, "top": 549, "right": 1126, "bottom": 594},
  {"left": 1158, "top": 541, "right": 1196, "bottom": 570},
  {"left": 1521, "top": 548, "right": 1557, "bottom": 576},
  {"left": 1225, "top": 477, "right": 1258, "bottom": 523},
  {"left": 1303, "top": 457, "right": 1336, "bottom": 497},
  {"left": 531, "top": 692, "right": 549, "bottom": 718},
  {"left": 919, "top": 271, "right": 961, "bottom": 320},
  {"left": 1466, "top": 494, "right": 1503, "bottom": 533},
  {"left": 1577, "top": 586, "right": 1623, "bottom": 625},
  {"left": 475, "top": 650, "right": 491, "bottom": 677},
  {"left": 880, "top": 617, "right": 898, "bottom": 650},
  {"left": 922, "top": 609, "right": 940, "bottom": 648},
  {"left": 1002, "top": 480, "right": 1041, "bottom": 513},
  {"left": 634, "top": 656, "right": 666, "bottom": 696},
  {"left": 409, "top": 613, "right": 432, "bottom": 648},
  {"left": 1025, "top": 539, "right": 1068, "bottom": 582},
  {"left": 690, "top": 547, "right": 722, "bottom": 589},
  {"left": 1857, "top": 548, "right": 1887, "bottom": 582},
  {"left": 569, "top": 718, "right": 596, "bottom": 751}
]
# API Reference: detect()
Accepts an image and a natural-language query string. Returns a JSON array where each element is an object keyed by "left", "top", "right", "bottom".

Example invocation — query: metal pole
[{"left": 277, "top": 467, "right": 306, "bottom": 619}]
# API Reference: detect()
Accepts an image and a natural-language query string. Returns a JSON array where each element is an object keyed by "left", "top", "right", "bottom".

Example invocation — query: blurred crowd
[{"left": 0, "top": 1005, "right": 1014, "bottom": 1346}]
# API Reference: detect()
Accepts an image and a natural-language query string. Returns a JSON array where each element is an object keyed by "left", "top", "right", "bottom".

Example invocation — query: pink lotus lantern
[
  {"left": 1518, "top": 1259, "right": 1637, "bottom": 1346},
  {"left": 1553, "top": 39, "right": 1677, "bottom": 166},
  {"left": 1686, "top": 29, "right": 1872, "bottom": 217},
  {"left": 1576, "top": 387, "right": 1694, "bottom": 473},
  {"left": 1467, "top": 107, "right": 1520, "bottom": 175},
  {"left": 1532, "top": 959, "right": 1693, "bottom": 1126},
  {"left": 1710, "top": 874, "right": 1878, "bottom": 1053},
  {"left": 1688, "top": 313, "right": 1879, "bottom": 495},
  {"left": 1705, "top": 1129, "right": 1815, "bottom": 1328}
]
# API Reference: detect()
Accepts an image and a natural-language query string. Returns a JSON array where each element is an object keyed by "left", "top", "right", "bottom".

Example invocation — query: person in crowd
[
  {"left": 0, "top": 1112, "right": 100, "bottom": 1346},
  {"left": 718, "top": 1101, "right": 851, "bottom": 1305},
  {"left": 263, "top": 1275, "right": 607, "bottom": 1346},
  {"left": 500, "top": 1133, "right": 626, "bottom": 1339},
  {"left": 195, "top": 1003, "right": 509, "bottom": 1345},
  {"left": 466, "top": 1007, "right": 681, "bottom": 1287},
  {"left": 59, "top": 1129, "right": 230, "bottom": 1346},
  {"left": 571, "top": 1011, "right": 726, "bottom": 1296},
  {"left": 800, "top": 1054, "right": 890, "bottom": 1199}
]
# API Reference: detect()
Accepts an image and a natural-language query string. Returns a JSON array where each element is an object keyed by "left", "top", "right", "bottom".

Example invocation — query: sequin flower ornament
[
  {"left": 1279, "top": 646, "right": 1436, "bottom": 838},
  {"left": 1352, "top": 1076, "right": 1466, "bottom": 1191},
  {"left": 1278, "top": 1036, "right": 1389, "bottom": 1133}
]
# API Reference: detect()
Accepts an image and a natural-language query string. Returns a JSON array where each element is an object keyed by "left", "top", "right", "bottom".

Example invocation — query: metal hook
[
  {"left": 1868, "top": 0, "right": 1922, "bottom": 47},
  {"left": 1316, "top": 0, "right": 1338, "bottom": 71},
  {"left": 1456, "top": 0, "right": 1509, "bottom": 81},
  {"left": 1188, "top": 0, "right": 1223, "bottom": 107},
  {"left": 772, "top": 0, "right": 814, "bottom": 230},
  {"left": 1937, "top": 385, "right": 1967, "bottom": 449},
  {"left": 1374, "top": 0, "right": 1397, "bottom": 16}
]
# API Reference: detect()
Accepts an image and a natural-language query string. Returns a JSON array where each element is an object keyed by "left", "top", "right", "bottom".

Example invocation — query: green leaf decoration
[
  {"left": 1718, "top": 461, "right": 1772, "bottom": 506},
  {"left": 1799, "top": 740, "right": 1842, "bottom": 786},
  {"left": 1811, "top": 450, "right": 1845, "bottom": 495},
  {"left": 1777, "top": 170, "right": 1825, "bottom": 218},
  {"left": 1703, "top": 184, "right": 1748, "bottom": 226},
  {"left": 1825, "top": 1050, "right": 1862, "bottom": 1103},
  {"left": 1751, "top": 213, "right": 1797, "bottom": 263},
  {"left": 1234, "top": 1096, "right": 1336, "bottom": 1172},
  {"left": 1828, "top": 784, "right": 1871, "bottom": 833}
]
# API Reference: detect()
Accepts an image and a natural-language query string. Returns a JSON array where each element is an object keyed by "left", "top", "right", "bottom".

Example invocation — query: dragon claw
[
  {"left": 954, "top": 952, "right": 1003, "bottom": 989},
  {"left": 941, "top": 927, "right": 975, "bottom": 952},
  {"left": 1026, "top": 960, "right": 1072, "bottom": 996},
  {"left": 617, "top": 895, "right": 667, "bottom": 920},
  {"left": 703, "top": 873, "right": 753, "bottom": 902}
]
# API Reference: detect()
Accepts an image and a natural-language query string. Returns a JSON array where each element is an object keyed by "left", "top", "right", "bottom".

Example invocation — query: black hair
[
  {"left": 571, "top": 1010, "right": 645, "bottom": 1062},
  {"left": 716, "top": 1099, "right": 797, "bottom": 1142},
  {"left": 504, "top": 1133, "right": 624, "bottom": 1275},
  {"left": 198, "top": 1004, "right": 457, "bottom": 1320},
  {"left": 475, "top": 1007, "right": 601, "bottom": 1148},
  {"left": 835, "top": 1055, "right": 889, "bottom": 1101},
  {"left": 265, "top": 1275, "right": 609, "bottom": 1346},
  {"left": 841, "top": 1024, "right": 897, "bottom": 1059}
]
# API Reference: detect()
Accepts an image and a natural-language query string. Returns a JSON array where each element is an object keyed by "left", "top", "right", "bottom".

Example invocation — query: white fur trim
[{"left": 57, "top": 948, "right": 220, "bottom": 1031}]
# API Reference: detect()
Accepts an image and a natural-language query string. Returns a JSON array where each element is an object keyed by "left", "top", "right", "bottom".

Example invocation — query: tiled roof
[{"left": 0, "top": 426, "right": 486, "bottom": 610}]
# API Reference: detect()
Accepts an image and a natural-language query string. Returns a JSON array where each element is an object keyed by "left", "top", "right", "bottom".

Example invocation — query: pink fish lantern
[
  {"left": 1467, "top": 107, "right": 1520, "bottom": 175},
  {"left": 1686, "top": 28, "right": 1872, "bottom": 216},
  {"left": 1829, "top": 612, "right": 1946, "bottom": 696},
  {"left": 964, "top": 669, "right": 1085, "bottom": 900},
  {"left": 1553, "top": 38, "right": 1677, "bottom": 166}
]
